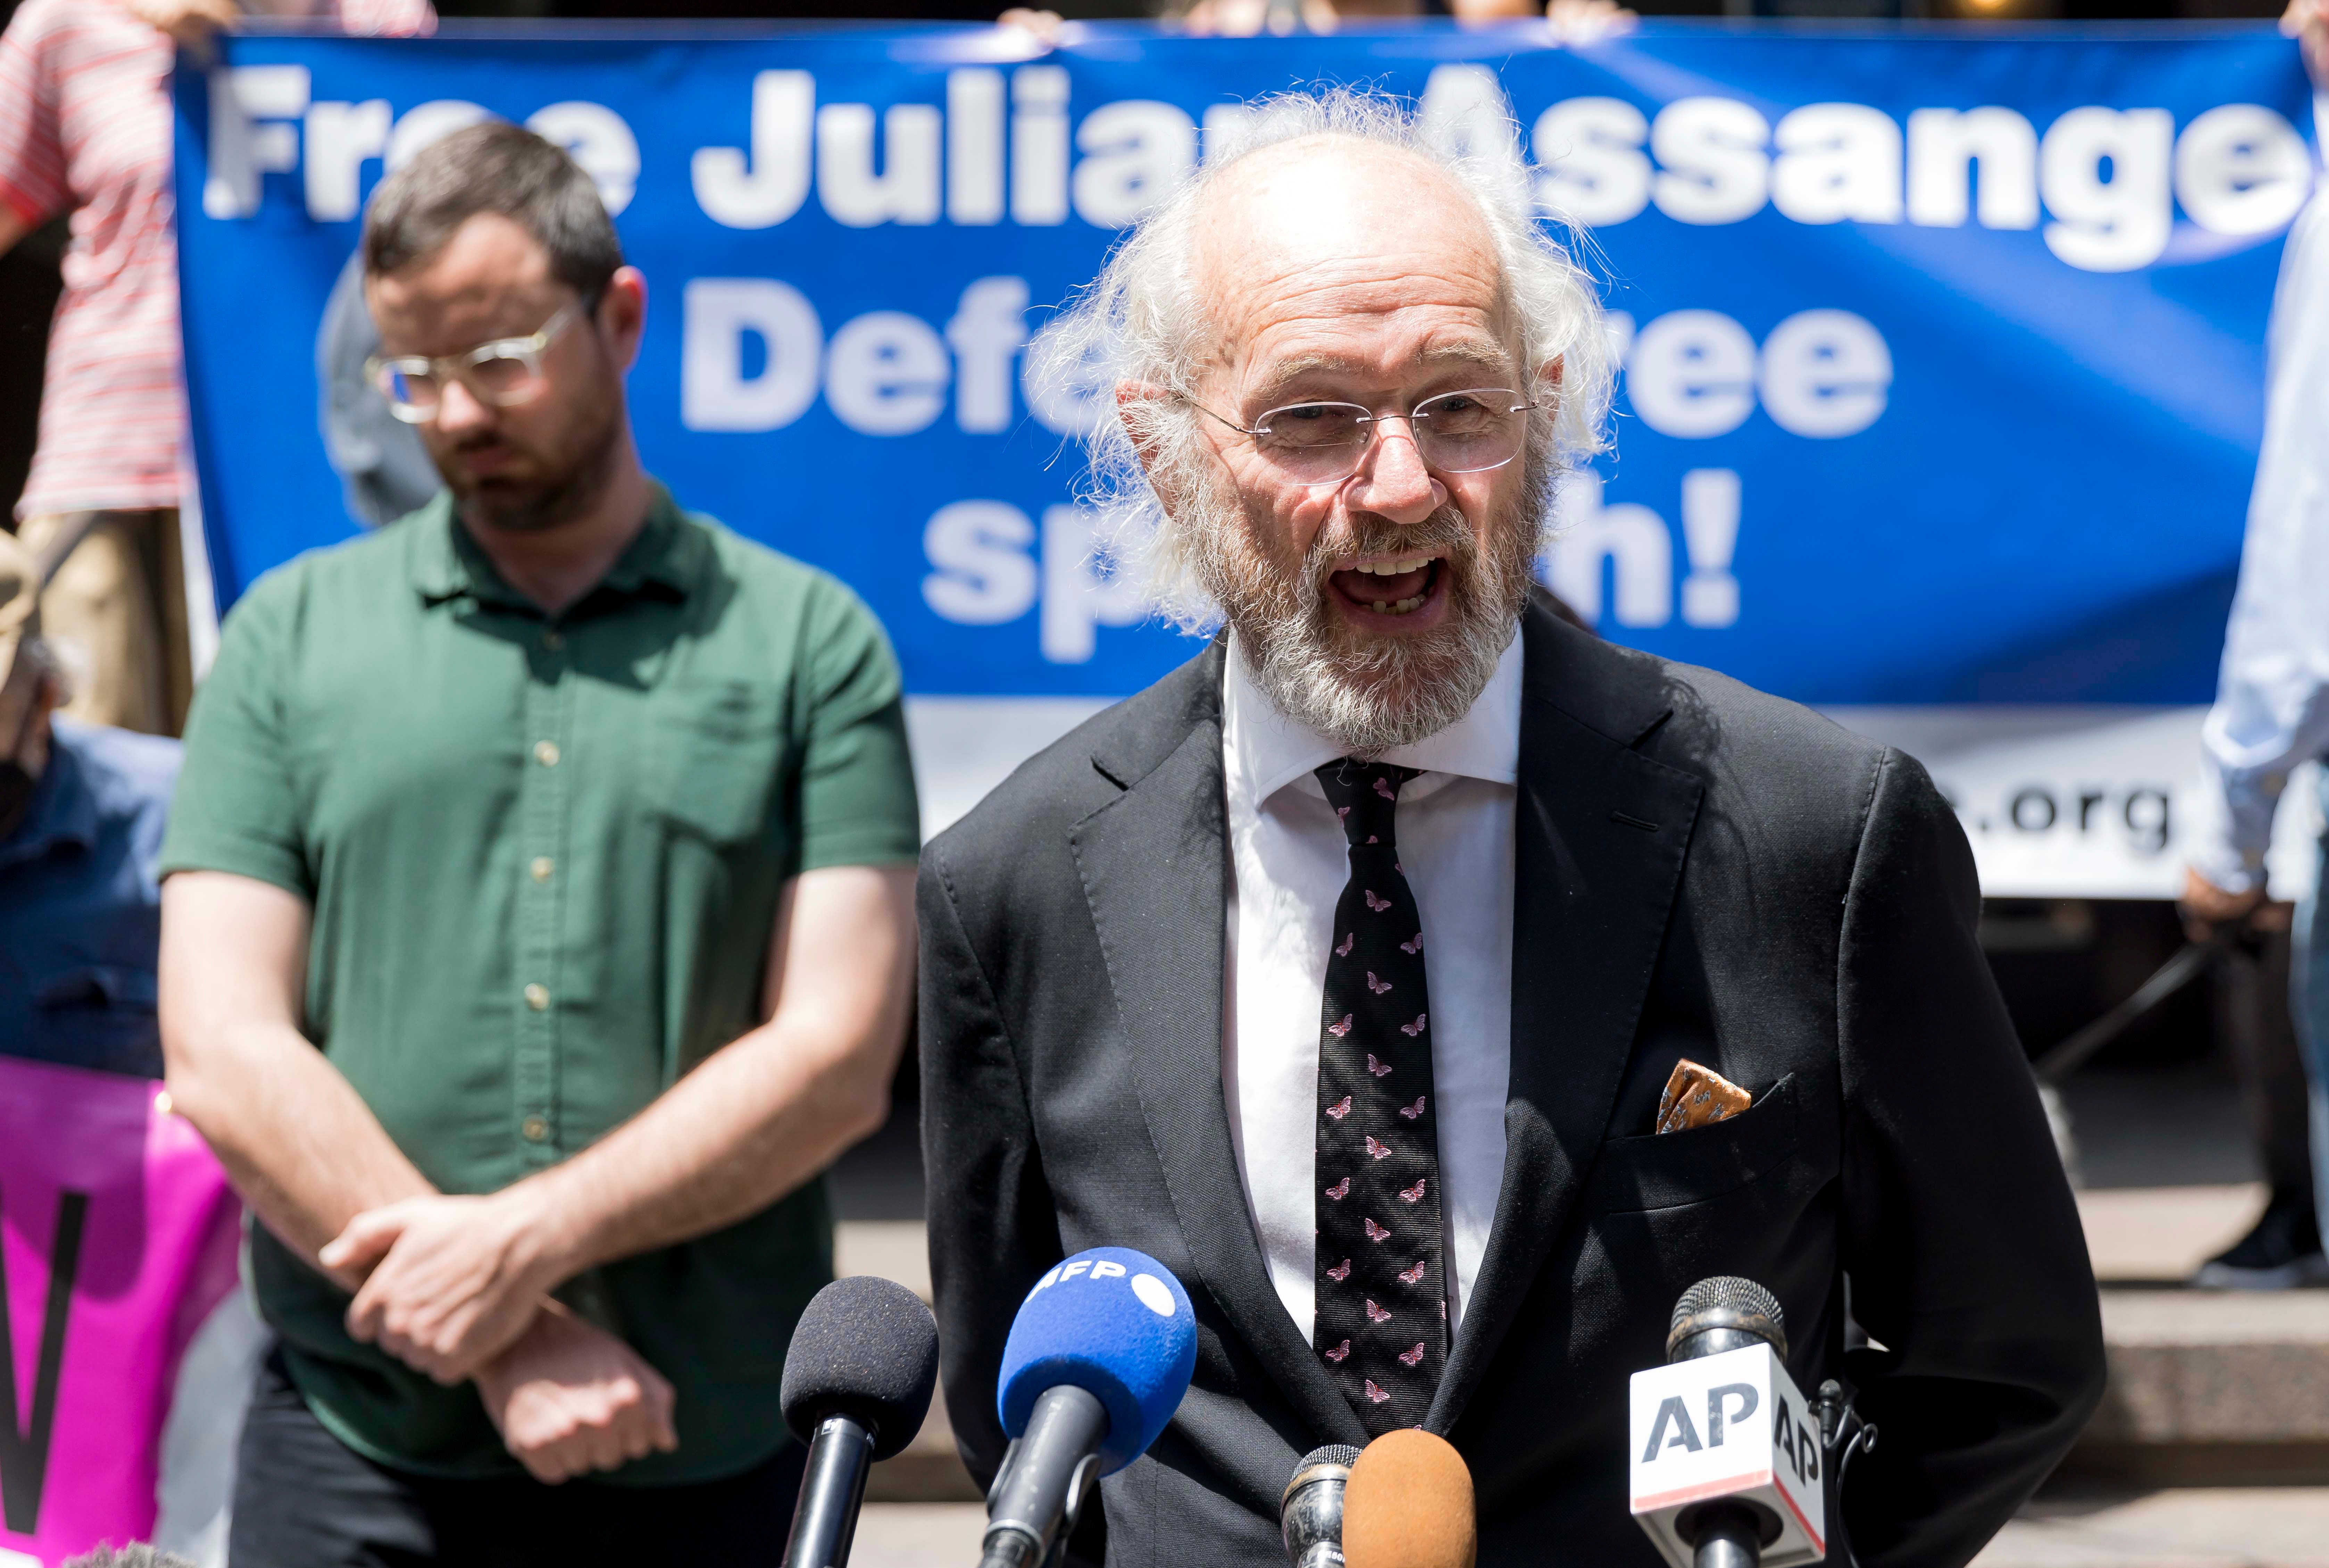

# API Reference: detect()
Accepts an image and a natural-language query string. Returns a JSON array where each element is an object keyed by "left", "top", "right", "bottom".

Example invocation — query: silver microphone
[{"left": 1282, "top": 1443, "right": 1363, "bottom": 1568}]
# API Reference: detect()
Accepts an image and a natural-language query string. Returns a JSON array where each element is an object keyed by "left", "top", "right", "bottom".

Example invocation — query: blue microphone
[{"left": 978, "top": 1247, "right": 1198, "bottom": 1568}]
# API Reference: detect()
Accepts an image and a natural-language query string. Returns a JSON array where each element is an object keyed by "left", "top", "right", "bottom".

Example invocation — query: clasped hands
[{"left": 321, "top": 1190, "right": 677, "bottom": 1484}]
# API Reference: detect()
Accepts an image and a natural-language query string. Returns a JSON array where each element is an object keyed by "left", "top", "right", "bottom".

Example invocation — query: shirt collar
[
  {"left": 0, "top": 732, "right": 97, "bottom": 870},
  {"left": 411, "top": 483, "right": 699, "bottom": 612},
  {"left": 1222, "top": 624, "right": 1523, "bottom": 809}
]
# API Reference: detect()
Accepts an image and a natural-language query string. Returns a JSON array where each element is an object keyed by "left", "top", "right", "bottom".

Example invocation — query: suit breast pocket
[{"left": 1587, "top": 1074, "right": 1801, "bottom": 1214}]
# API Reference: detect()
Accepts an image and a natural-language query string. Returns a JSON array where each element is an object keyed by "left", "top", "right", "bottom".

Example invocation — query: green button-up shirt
[{"left": 160, "top": 487, "right": 920, "bottom": 1484}]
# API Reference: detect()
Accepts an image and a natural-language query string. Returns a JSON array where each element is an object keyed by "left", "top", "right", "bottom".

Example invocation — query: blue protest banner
[
  {"left": 173, "top": 22, "right": 2315, "bottom": 890},
  {"left": 173, "top": 21, "right": 2310, "bottom": 699}
]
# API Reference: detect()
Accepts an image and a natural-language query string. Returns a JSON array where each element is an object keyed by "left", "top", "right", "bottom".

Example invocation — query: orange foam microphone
[{"left": 1340, "top": 1429, "right": 1478, "bottom": 1568}]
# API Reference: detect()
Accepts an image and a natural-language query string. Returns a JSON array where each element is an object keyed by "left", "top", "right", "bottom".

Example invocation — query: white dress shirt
[
  {"left": 1221, "top": 631, "right": 1519, "bottom": 1345},
  {"left": 2198, "top": 185, "right": 2329, "bottom": 893}
]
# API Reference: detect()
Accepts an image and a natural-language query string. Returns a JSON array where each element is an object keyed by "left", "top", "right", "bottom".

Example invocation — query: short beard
[
  {"left": 441, "top": 384, "right": 623, "bottom": 536},
  {"left": 1189, "top": 475, "right": 1539, "bottom": 758}
]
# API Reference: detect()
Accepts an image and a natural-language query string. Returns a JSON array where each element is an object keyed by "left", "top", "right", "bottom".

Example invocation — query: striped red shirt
[{"left": 0, "top": 0, "right": 432, "bottom": 520}]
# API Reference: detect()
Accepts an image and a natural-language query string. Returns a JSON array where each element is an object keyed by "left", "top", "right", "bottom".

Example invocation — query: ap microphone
[
  {"left": 980, "top": 1247, "right": 1198, "bottom": 1568},
  {"left": 1280, "top": 1444, "right": 1361, "bottom": 1568},
  {"left": 778, "top": 1276, "right": 940, "bottom": 1568},
  {"left": 1340, "top": 1429, "right": 1477, "bottom": 1568},
  {"left": 1629, "top": 1277, "right": 1825, "bottom": 1568}
]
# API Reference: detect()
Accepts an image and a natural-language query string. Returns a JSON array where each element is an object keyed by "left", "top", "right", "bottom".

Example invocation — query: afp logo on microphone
[{"left": 1627, "top": 1343, "right": 1826, "bottom": 1568}]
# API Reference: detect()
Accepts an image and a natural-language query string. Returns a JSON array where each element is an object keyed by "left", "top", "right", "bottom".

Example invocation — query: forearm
[
  {"left": 521, "top": 1011, "right": 899, "bottom": 1278},
  {"left": 166, "top": 1014, "right": 432, "bottom": 1283}
]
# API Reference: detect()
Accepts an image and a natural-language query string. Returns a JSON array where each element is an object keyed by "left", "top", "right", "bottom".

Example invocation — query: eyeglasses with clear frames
[
  {"left": 1187, "top": 388, "right": 1541, "bottom": 488},
  {"left": 366, "top": 297, "right": 594, "bottom": 424}
]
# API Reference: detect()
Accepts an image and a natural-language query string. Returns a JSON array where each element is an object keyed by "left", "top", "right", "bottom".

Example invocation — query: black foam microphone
[
  {"left": 1281, "top": 1444, "right": 1363, "bottom": 1568},
  {"left": 1667, "top": 1277, "right": 1787, "bottom": 1568},
  {"left": 778, "top": 1276, "right": 941, "bottom": 1568}
]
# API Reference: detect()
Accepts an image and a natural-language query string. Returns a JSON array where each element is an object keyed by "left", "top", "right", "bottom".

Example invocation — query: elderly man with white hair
[{"left": 918, "top": 89, "right": 2103, "bottom": 1568}]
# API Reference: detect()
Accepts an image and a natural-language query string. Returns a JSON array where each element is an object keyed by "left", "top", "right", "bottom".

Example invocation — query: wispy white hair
[{"left": 1030, "top": 84, "right": 1613, "bottom": 632}]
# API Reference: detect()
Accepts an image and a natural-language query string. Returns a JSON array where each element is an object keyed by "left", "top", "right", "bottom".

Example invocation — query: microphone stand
[
  {"left": 781, "top": 1414, "right": 876, "bottom": 1568},
  {"left": 1687, "top": 1503, "right": 1766, "bottom": 1568}
]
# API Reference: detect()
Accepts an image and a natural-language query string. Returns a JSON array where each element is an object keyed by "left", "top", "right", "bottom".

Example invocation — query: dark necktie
[{"left": 1312, "top": 759, "right": 1445, "bottom": 1433}]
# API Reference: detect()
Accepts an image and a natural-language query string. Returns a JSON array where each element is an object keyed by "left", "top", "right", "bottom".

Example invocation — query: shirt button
[
  {"left": 524, "top": 982, "right": 550, "bottom": 1011},
  {"left": 543, "top": 630, "right": 564, "bottom": 652},
  {"left": 531, "top": 856, "right": 555, "bottom": 882},
  {"left": 534, "top": 740, "right": 560, "bottom": 768},
  {"left": 522, "top": 1117, "right": 549, "bottom": 1143}
]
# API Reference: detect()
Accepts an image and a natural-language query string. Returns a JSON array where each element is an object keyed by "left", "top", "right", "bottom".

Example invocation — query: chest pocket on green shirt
[{"left": 651, "top": 678, "right": 788, "bottom": 848}]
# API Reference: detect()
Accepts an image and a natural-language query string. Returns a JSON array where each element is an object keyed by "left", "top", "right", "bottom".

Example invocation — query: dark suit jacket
[{"left": 918, "top": 603, "right": 2104, "bottom": 1568}]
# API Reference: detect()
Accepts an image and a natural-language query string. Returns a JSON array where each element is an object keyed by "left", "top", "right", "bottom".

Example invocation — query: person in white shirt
[{"left": 2182, "top": 0, "right": 2329, "bottom": 1290}]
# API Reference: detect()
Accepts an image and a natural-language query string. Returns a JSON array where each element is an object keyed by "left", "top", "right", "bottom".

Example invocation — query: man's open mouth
[{"left": 1328, "top": 555, "right": 1443, "bottom": 617}]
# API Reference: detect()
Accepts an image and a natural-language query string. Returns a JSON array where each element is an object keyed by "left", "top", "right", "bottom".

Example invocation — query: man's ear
[
  {"left": 1537, "top": 354, "right": 1565, "bottom": 396},
  {"left": 602, "top": 267, "right": 649, "bottom": 373},
  {"left": 1115, "top": 380, "right": 1176, "bottom": 473}
]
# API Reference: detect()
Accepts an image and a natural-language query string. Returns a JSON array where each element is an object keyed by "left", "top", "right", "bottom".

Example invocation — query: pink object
[{"left": 0, "top": 1057, "right": 239, "bottom": 1566}]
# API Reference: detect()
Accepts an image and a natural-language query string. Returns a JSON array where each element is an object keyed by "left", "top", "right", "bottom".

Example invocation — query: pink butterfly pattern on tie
[{"left": 1312, "top": 757, "right": 1442, "bottom": 1434}]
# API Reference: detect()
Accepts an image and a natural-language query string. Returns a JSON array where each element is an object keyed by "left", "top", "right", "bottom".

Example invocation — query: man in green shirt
[{"left": 157, "top": 122, "right": 921, "bottom": 1564}]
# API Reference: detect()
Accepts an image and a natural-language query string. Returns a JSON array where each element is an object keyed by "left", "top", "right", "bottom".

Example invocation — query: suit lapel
[
  {"left": 1070, "top": 645, "right": 1368, "bottom": 1448},
  {"left": 1429, "top": 606, "right": 1705, "bottom": 1432}
]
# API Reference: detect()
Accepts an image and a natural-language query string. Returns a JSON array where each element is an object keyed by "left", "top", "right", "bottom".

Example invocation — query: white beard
[{"left": 1183, "top": 475, "right": 1538, "bottom": 758}]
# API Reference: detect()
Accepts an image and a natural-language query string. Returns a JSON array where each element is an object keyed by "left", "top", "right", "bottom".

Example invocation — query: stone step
[
  {"left": 1972, "top": 1488, "right": 2329, "bottom": 1567},
  {"left": 2065, "top": 1289, "right": 2329, "bottom": 1486}
]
